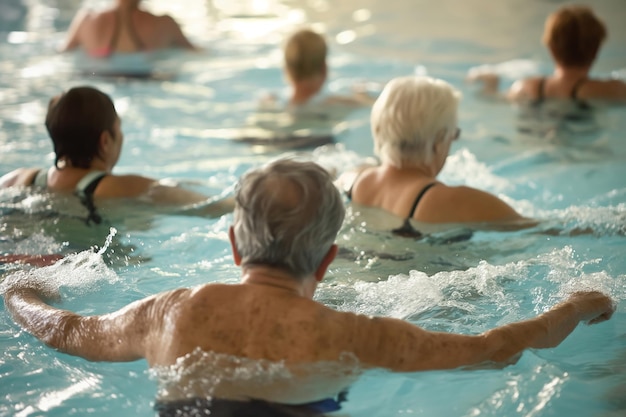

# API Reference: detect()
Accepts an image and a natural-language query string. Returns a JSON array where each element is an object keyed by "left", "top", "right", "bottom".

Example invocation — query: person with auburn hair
[
  {"left": 60, "top": 0, "right": 198, "bottom": 57},
  {"left": 471, "top": 5, "right": 626, "bottom": 102},
  {"left": 2, "top": 159, "right": 615, "bottom": 416}
]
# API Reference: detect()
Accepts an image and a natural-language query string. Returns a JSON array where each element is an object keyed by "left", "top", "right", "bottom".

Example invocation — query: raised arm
[
  {"left": 4, "top": 287, "right": 148, "bottom": 361},
  {"left": 355, "top": 291, "right": 614, "bottom": 372},
  {"left": 3, "top": 286, "right": 189, "bottom": 362}
]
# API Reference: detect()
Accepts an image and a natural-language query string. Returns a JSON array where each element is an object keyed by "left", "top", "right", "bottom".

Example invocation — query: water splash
[
  {"left": 150, "top": 348, "right": 360, "bottom": 404},
  {"left": 1, "top": 228, "right": 121, "bottom": 299}
]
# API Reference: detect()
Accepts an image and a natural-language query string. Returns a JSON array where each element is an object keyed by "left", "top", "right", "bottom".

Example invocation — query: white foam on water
[{"left": 1, "top": 228, "right": 122, "bottom": 299}]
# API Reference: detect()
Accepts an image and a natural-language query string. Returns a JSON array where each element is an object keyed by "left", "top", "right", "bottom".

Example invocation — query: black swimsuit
[
  {"left": 346, "top": 177, "right": 438, "bottom": 238},
  {"left": 31, "top": 169, "right": 107, "bottom": 225},
  {"left": 155, "top": 392, "right": 347, "bottom": 417},
  {"left": 534, "top": 77, "right": 591, "bottom": 111},
  {"left": 390, "top": 182, "right": 438, "bottom": 238}
]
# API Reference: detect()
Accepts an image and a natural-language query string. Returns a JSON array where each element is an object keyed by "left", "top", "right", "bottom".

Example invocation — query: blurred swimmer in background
[{"left": 60, "top": 0, "right": 199, "bottom": 57}]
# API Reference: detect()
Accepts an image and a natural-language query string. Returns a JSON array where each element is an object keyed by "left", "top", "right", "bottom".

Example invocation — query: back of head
[
  {"left": 45, "top": 86, "right": 117, "bottom": 169},
  {"left": 542, "top": 5, "right": 607, "bottom": 68},
  {"left": 284, "top": 29, "right": 327, "bottom": 82},
  {"left": 233, "top": 159, "right": 345, "bottom": 279},
  {"left": 371, "top": 76, "right": 460, "bottom": 168}
]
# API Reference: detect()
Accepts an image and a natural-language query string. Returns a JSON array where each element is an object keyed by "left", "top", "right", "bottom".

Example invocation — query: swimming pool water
[{"left": 1, "top": 0, "right": 625, "bottom": 416}]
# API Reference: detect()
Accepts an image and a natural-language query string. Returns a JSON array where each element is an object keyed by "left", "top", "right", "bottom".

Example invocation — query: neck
[
  {"left": 290, "top": 78, "right": 324, "bottom": 105},
  {"left": 384, "top": 163, "right": 438, "bottom": 179},
  {"left": 553, "top": 65, "right": 590, "bottom": 81},
  {"left": 115, "top": 0, "right": 139, "bottom": 10},
  {"left": 59, "top": 158, "right": 111, "bottom": 173},
  {"left": 240, "top": 265, "right": 316, "bottom": 298}
]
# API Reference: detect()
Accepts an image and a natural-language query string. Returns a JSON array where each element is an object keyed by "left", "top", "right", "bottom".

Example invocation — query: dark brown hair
[
  {"left": 45, "top": 86, "right": 117, "bottom": 169},
  {"left": 542, "top": 5, "right": 607, "bottom": 68}
]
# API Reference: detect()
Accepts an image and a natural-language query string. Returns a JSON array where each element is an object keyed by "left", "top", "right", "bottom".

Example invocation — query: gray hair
[
  {"left": 371, "top": 76, "right": 461, "bottom": 168},
  {"left": 233, "top": 159, "right": 345, "bottom": 279}
]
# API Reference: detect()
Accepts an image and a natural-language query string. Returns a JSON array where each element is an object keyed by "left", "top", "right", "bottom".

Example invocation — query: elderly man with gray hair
[{"left": 3, "top": 159, "right": 614, "bottom": 416}]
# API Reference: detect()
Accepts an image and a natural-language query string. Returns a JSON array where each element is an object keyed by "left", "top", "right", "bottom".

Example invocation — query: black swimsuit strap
[
  {"left": 390, "top": 182, "right": 437, "bottom": 239},
  {"left": 76, "top": 174, "right": 107, "bottom": 225},
  {"left": 536, "top": 77, "right": 546, "bottom": 103},
  {"left": 345, "top": 169, "right": 367, "bottom": 200},
  {"left": 571, "top": 77, "right": 587, "bottom": 100},
  {"left": 408, "top": 182, "right": 438, "bottom": 218}
]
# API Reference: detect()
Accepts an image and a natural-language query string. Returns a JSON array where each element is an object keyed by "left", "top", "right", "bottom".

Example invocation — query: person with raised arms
[{"left": 3, "top": 159, "right": 614, "bottom": 416}]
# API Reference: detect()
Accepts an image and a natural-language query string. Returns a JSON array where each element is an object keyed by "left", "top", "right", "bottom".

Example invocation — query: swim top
[
  {"left": 535, "top": 77, "right": 589, "bottom": 105},
  {"left": 346, "top": 176, "right": 437, "bottom": 238},
  {"left": 390, "top": 182, "right": 438, "bottom": 238},
  {"left": 90, "top": 11, "right": 146, "bottom": 58},
  {"left": 155, "top": 392, "right": 347, "bottom": 417},
  {"left": 31, "top": 169, "right": 107, "bottom": 225}
]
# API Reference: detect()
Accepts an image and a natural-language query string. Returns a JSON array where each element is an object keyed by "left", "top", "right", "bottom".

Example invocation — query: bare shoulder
[
  {"left": 153, "top": 13, "right": 180, "bottom": 30},
  {"left": 335, "top": 164, "right": 376, "bottom": 195},
  {"left": 508, "top": 76, "right": 542, "bottom": 101},
  {"left": 95, "top": 174, "right": 156, "bottom": 198},
  {"left": 113, "top": 287, "right": 193, "bottom": 327},
  {"left": 417, "top": 184, "right": 522, "bottom": 223},
  {"left": 0, "top": 168, "right": 40, "bottom": 188},
  {"left": 586, "top": 79, "right": 626, "bottom": 101}
]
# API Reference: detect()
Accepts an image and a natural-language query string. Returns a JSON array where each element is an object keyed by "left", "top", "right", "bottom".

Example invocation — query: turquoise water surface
[{"left": 1, "top": 0, "right": 625, "bottom": 416}]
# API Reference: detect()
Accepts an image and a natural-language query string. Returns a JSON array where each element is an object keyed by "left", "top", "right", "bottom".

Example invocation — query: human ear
[
  {"left": 432, "top": 130, "right": 449, "bottom": 155},
  {"left": 99, "top": 129, "right": 113, "bottom": 154},
  {"left": 228, "top": 226, "right": 242, "bottom": 266},
  {"left": 314, "top": 244, "right": 338, "bottom": 282}
]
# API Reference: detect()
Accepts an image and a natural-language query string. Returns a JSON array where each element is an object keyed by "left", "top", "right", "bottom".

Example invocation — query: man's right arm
[
  {"left": 355, "top": 291, "right": 614, "bottom": 372},
  {"left": 3, "top": 286, "right": 190, "bottom": 363}
]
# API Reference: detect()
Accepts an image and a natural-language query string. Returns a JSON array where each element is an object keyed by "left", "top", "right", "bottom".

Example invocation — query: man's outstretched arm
[
  {"left": 482, "top": 291, "right": 614, "bottom": 362},
  {"left": 356, "top": 291, "right": 614, "bottom": 372},
  {"left": 3, "top": 287, "right": 186, "bottom": 363}
]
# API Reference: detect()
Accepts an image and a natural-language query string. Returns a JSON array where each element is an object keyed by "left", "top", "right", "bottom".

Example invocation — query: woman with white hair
[{"left": 342, "top": 76, "right": 526, "bottom": 232}]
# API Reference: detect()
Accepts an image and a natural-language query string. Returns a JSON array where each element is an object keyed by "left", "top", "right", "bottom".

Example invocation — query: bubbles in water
[
  {"left": 321, "top": 246, "right": 620, "bottom": 334},
  {"left": 442, "top": 148, "right": 512, "bottom": 193},
  {"left": 150, "top": 348, "right": 360, "bottom": 404},
  {"left": 1, "top": 228, "right": 121, "bottom": 299}
]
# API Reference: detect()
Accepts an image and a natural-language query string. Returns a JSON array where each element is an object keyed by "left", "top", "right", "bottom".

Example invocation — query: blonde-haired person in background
[
  {"left": 261, "top": 28, "right": 375, "bottom": 110},
  {"left": 470, "top": 5, "right": 626, "bottom": 102}
]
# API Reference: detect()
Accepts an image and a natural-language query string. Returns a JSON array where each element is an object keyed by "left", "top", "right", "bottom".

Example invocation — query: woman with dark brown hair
[{"left": 0, "top": 86, "right": 231, "bottom": 223}]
